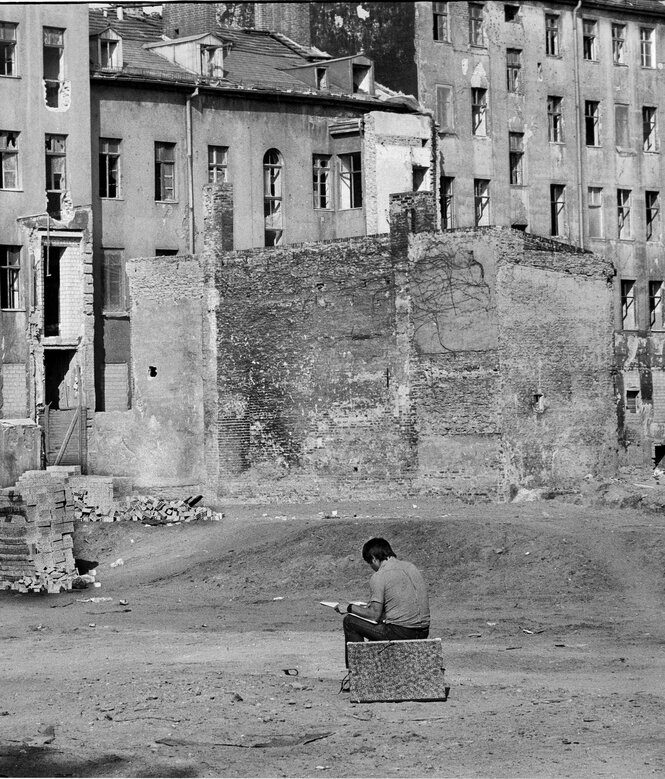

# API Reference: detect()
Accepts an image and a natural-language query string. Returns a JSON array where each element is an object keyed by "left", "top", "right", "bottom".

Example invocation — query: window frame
[
  {"left": 584, "top": 100, "right": 600, "bottom": 147},
  {"left": 436, "top": 84, "right": 454, "bottom": 133},
  {"left": 612, "top": 23, "right": 626, "bottom": 65},
  {"left": 643, "top": 106, "right": 658, "bottom": 152},
  {"left": 617, "top": 188, "right": 632, "bottom": 240},
  {"left": 621, "top": 278, "right": 637, "bottom": 330},
  {"left": 640, "top": 27, "right": 655, "bottom": 68},
  {"left": 471, "top": 87, "right": 487, "bottom": 136},
  {"left": 0, "top": 245, "right": 20, "bottom": 310},
  {"left": 338, "top": 151, "right": 363, "bottom": 210},
  {"left": 582, "top": 18, "right": 598, "bottom": 61},
  {"left": 474, "top": 178, "right": 490, "bottom": 226},
  {"left": 614, "top": 103, "right": 630, "bottom": 148},
  {"left": 587, "top": 186, "right": 603, "bottom": 237},
  {"left": 550, "top": 184, "right": 566, "bottom": 237},
  {"left": 509, "top": 132, "right": 524, "bottom": 186},
  {"left": 547, "top": 95, "right": 563, "bottom": 143},
  {"left": 468, "top": 3, "right": 484, "bottom": 47},
  {"left": 649, "top": 279, "right": 665, "bottom": 330},
  {"left": 45, "top": 133, "right": 66, "bottom": 219},
  {"left": 207, "top": 144, "right": 228, "bottom": 184},
  {"left": 102, "top": 248, "right": 128, "bottom": 314},
  {"left": 0, "top": 130, "right": 18, "bottom": 190},
  {"left": 440, "top": 175, "right": 455, "bottom": 229},
  {"left": 263, "top": 148, "right": 284, "bottom": 246},
  {"left": 312, "top": 154, "right": 331, "bottom": 210},
  {"left": 432, "top": 1, "right": 449, "bottom": 43},
  {"left": 646, "top": 190, "right": 660, "bottom": 241},
  {"left": 154, "top": 141, "right": 176, "bottom": 202},
  {"left": 43, "top": 26, "right": 64, "bottom": 108},
  {"left": 506, "top": 48, "right": 521, "bottom": 93},
  {"left": 99, "top": 137, "right": 120, "bottom": 199},
  {"left": 0, "top": 22, "right": 17, "bottom": 77},
  {"left": 545, "top": 14, "right": 560, "bottom": 57}
]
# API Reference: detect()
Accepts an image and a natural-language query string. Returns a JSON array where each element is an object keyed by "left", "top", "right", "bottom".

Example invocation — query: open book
[{"left": 320, "top": 601, "right": 379, "bottom": 624}]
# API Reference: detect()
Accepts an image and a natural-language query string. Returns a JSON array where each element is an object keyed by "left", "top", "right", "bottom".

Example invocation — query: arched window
[{"left": 263, "top": 149, "right": 283, "bottom": 246}]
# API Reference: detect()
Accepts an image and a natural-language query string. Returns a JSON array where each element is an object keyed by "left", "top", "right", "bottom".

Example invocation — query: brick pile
[
  {"left": 0, "top": 471, "right": 77, "bottom": 594},
  {"left": 73, "top": 494, "right": 223, "bottom": 525}
]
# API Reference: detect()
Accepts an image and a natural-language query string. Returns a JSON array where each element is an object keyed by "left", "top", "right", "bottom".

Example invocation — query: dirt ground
[{"left": 2, "top": 496, "right": 665, "bottom": 778}]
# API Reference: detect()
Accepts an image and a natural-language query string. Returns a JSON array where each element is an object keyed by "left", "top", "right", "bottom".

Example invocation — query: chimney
[
  {"left": 254, "top": 2, "right": 311, "bottom": 47},
  {"left": 116, "top": 6, "right": 124, "bottom": 21}
]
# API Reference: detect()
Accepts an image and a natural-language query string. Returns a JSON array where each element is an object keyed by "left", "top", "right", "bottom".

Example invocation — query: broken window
[
  {"left": 504, "top": 4, "right": 519, "bottom": 23},
  {"left": 437, "top": 85, "right": 454, "bottom": 133},
  {"left": 641, "top": 27, "right": 655, "bottom": 68},
  {"left": 550, "top": 184, "right": 565, "bottom": 236},
  {"left": 208, "top": 145, "right": 228, "bottom": 184},
  {"left": 506, "top": 48, "right": 521, "bottom": 93},
  {"left": 42, "top": 244, "right": 63, "bottom": 336},
  {"left": 621, "top": 279, "right": 637, "bottom": 329},
  {"left": 583, "top": 19, "right": 598, "bottom": 61},
  {"left": 614, "top": 104, "right": 629, "bottom": 148},
  {"left": 43, "top": 27, "right": 64, "bottom": 108},
  {"left": 315, "top": 67, "right": 328, "bottom": 89},
  {"left": 339, "top": 152, "right": 362, "bottom": 210},
  {"left": 45, "top": 133, "right": 66, "bottom": 219},
  {"left": 440, "top": 176, "right": 454, "bottom": 229},
  {"left": 352, "top": 64, "right": 371, "bottom": 94},
  {"left": 432, "top": 2, "right": 449, "bottom": 42},
  {"left": 154, "top": 142, "right": 175, "bottom": 201},
  {"left": 646, "top": 190, "right": 660, "bottom": 241},
  {"left": 0, "top": 245, "right": 20, "bottom": 309},
  {"left": 617, "top": 188, "right": 631, "bottom": 239},
  {"left": 469, "top": 3, "right": 484, "bottom": 46},
  {"left": 474, "top": 178, "right": 490, "bottom": 226},
  {"left": 0, "top": 130, "right": 18, "bottom": 189},
  {"left": 545, "top": 14, "right": 559, "bottom": 56},
  {"left": 0, "top": 22, "right": 17, "bottom": 76},
  {"left": 471, "top": 87, "right": 487, "bottom": 136},
  {"left": 99, "top": 138, "right": 120, "bottom": 198},
  {"left": 649, "top": 280, "right": 665, "bottom": 329},
  {"left": 102, "top": 248, "right": 127, "bottom": 312},
  {"left": 585, "top": 100, "right": 600, "bottom": 146},
  {"left": 312, "top": 154, "right": 331, "bottom": 209},
  {"left": 548, "top": 96, "right": 563, "bottom": 142},
  {"left": 509, "top": 132, "right": 524, "bottom": 186},
  {"left": 263, "top": 148, "right": 283, "bottom": 246},
  {"left": 412, "top": 166, "right": 428, "bottom": 192},
  {"left": 643, "top": 106, "right": 657, "bottom": 152},
  {"left": 612, "top": 23, "right": 626, "bottom": 65},
  {"left": 588, "top": 187, "right": 603, "bottom": 237},
  {"left": 626, "top": 389, "right": 639, "bottom": 413}
]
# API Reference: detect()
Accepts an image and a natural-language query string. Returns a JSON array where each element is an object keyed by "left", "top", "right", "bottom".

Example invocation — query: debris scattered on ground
[{"left": 73, "top": 493, "right": 224, "bottom": 525}]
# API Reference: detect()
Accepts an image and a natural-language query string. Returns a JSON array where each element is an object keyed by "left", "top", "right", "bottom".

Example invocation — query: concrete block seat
[{"left": 347, "top": 637, "right": 450, "bottom": 703}]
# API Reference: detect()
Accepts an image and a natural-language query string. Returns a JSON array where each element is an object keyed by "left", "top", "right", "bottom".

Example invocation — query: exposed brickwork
[{"left": 162, "top": 2, "right": 218, "bottom": 37}]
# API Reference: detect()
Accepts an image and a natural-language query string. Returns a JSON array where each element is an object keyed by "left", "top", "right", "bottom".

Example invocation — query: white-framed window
[
  {"left": 506, "top": 48, "right": 521, "bottom": 92},
  {"left": 155, "top": 142, "right": 176, "bottom": 201},
  {"left": 339, "top": 152, "right": 362, "bottom": 210},
  {"left": 588, "top": 187, "right": 603, "bottom": 237},
  {"left": 649, "top": 280, "right": 665, "bottom": 329},
  {"left": 548, "top": 95, "right": 563, "bottom": 142},
  {"left": 583, "top": 19, "right": 598, "bottom": 61},
  {"left": 0, "top": 22, "right": 17, "bottom": 76},
  {"left": 102, "top": 248, "right": 127, "bottom": 312},
  {"left": 0, "top": 130, "right": 18, "bottom": 189},
  {"left": 617, "top": 188, "right": 632, "bottom": 239},
  {"left": 0, "top": 245, "right": 20, "bottom": 309},
  {"left": 550, "top": 184, "right": 565, "bottom": 236},
  {"left": 432, "top": 2, "right": 449, "bottom": 42},
  {"left": 208, "top": 145, "right": 228, "bottom": 183},
  {"left": 471, "top": 87, "right": 487, "bottom": 135},
  {"left": 545, "top": 14, "right": 559, "bottom": 57},
  {"left": 440, "top": 175, "right": 454, "bottom": 229},
  {"left": 43, "top": 26, "right": 64, "bottom": 108},
  {"left": 312, "top": 154, "right": 331, "bottom": 209},
  {"left": 621, "top": 279, "right": 637, "bottom": 329},
  {"left": 437, "top": 84, "right": 454, "bottom": 133},
  {"left": 612, "top": 23, "right": 626, "bottom": 64},
  {"left": 474, "top": 178, "right": 490, "bottom": 226},
  {"left": 263, "top": 148, "right": 283, "bottom": 246},
  {"left": 640, "top": 27, "right": 655, "bottom": 68},
  {"left": 615, "top": 104, "right": 630, "bottom": 148},
  {"left": 469, "top": 3, "right": 484, "bottom": 46},
  {"left": 509, "top": 132, "right": 524, "bottom": 186},
  {"left": 646, "top": 190, "right": 660, "bottom": 241},
  {"left": 99, "top": 138, "right": 120, "bottom": 198},
  {"left": 643, "top": 106, "right": 658, "bottom": 152},
  {"left": 585, "top": 100, "right": 600, "bottom": 146},
  {"left": 98, "top": 30, "right": 121, "bottom": 70}
]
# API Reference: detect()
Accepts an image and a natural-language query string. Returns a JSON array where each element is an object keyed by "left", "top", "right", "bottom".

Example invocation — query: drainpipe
[
  {"left": 186, "top": 87, "right": 199, "bottom": 255},
  {"left": 572, "top": 0, "right": 585, "bottom": 249}
]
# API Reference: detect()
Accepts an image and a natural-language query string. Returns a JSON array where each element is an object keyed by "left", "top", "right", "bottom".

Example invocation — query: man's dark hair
[{"left": 362, "top": 537, "right": 396, "bottom": 563}]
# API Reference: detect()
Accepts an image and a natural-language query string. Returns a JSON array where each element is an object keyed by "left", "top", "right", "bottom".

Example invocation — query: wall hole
[{"left": 148, "top": 366, "right": 157, "bottom": 378}]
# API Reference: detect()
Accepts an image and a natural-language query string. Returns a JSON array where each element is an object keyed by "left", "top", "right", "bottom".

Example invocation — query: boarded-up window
[
  {"left": 588, "top": 187, "right": 603, "bottom": 237},
  {"left": 437, "top": 85, "right": 454, "bottom": 133},
  {"left": 102, "top": 248, "right": 127, "bottom": 312},
  {"left": 615, "top": 104, "right": 629, "bottom": 147},
  {"left": 1, "top": 363, "right": 26, "bottom": 417},
  {"left": 103, "top": 363, "right": 129, "bottom": 411}
]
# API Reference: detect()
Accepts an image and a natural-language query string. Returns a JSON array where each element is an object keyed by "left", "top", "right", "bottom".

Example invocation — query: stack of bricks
[{"left": 0, "top": 470, "right": 77, "bottom": 593}]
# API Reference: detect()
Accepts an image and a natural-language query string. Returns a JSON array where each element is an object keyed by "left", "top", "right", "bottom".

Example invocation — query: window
[
  {"left": 617, "top": 188, "right": 631, "bottom": 239},
  {"left": 99, "top": 138, "right": 120, "bottom": 198},
  {"left": 474, "top": 178, "right": 490, "bottom": 226},
  {"left": 640, "top": 27, "right": 655, "bottom": 68},
  {"left": 99, "top": 31, "right": 121, "bottom": 70},
  {"left": 588, "top": 187, "right": 603, "bottom": 237},
  {"left": 432, "top": 2, "right": 449, "bottom": 42},
  {"left": 550, "top": 184, "right": 565, "bottom": 236},
  {"left": 621, "top": 279, "right": 637, "bottom": 329},
  {"left": 615, "top": 104, "right": 629, "bottom": 148},
  {"left": 437, "top": 85, "right": 454, "bottom": 133},
  {"left": 0, "top": 245, "right": 20, "bottom": 309},
  {"left": 412, "top": 166, "right": 428, "bottom": 192},
  {"left": 625, "top": 389, "right": 639, "bottom": 412},
  {"left": 440, "top": 176, "right": 454, "bottom": 229},
  {"left": 548, "top": 96, "right": 563, "bottom": 142},
  {"left": 506, "top": 48, "right": 521, "bottom": 93},
  {"left": 469, "top": 3, "right": 484, "bottom": 46},
  {"left": 352, "top": 64, "right": 371, "bottom": 94},
  {"left": 0, "top": 22, "right": 17, "bottom": 76},
  {"left": 312, "top": 154, "right": 331, "bottom": 209},
  {"left": 199, "top": 45, "right": 222, "bottom": 78},
  {"left": 649, "top": 280, "right": 665, "bottom": 329},
  {"left": 612, "top": 23, "right": 626, "bottom": 64},
  {"left": 646, "top": 191, "right": 660, "bottom": 241},
  {"left": 43, "top": 27, "right": 64, "bottom": 108},
  {"left": 339, "top": 152, "right": 362, "bottom": 210},
  {"left": 102, "top": 249, "right": 127, "bottom": 312},
  {"left": 263, "top": 148, "right": 283, "bottom": 246},
  {"left": 471, "top": 87, "right": 487, "bottom": 135},
  {"left": 45, "top": 134, "right": 66, "bottom": 219},
  {"left": 0, "top": 130, "right": 18, "bottom": 189},
  {"left": 509, "top": 132, "right": 524, "bottom": 185},
  {"left": 504, "top": 4, "right": 519, "bottom": 22},
  {"left": 643, "top": 106, "right": 657, "bottom": 152},
  {"left": 545, "top": 14, "right": 559, "bottom": 56},
  {"left": 155, "top": 248, "right": 179, "bottom": 256},
  {"left": 582, "top": 19, "right": 598, "bottom": 61},
  {"left": 585, "top": 100, "right": 600, "bottom": 146},
  {"left": 208, "top": 145, "right": 228, "bottom": 183},
  {"left": 154, "top": 142, "right": 175, "bottom": 201},
  {"left": 315, "top": 67, "right": 328, "bottom": 89}
]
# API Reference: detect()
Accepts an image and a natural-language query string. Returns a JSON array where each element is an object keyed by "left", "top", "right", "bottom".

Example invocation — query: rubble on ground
[{"left": 72, "top": 494, "right": 224, "bottom": 524}]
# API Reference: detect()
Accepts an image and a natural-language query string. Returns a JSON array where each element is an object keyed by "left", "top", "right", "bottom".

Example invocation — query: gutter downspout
[
  {"left": 572, "top": 0, "right": 585, "bottom": 250},
  {"left": 186, "top": 87, "right": 199, "bottom": 255}
]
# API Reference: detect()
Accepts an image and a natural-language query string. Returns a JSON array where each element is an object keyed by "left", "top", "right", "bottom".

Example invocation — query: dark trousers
[{"left": 342, "top": 614, "right": 430, "bottom": 667}]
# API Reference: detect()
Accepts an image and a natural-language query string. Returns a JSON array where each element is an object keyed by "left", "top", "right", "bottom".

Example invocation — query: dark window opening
[
  {"left": 45, "top": 133, "right": 66, "bottom": 219},
  {"left": 504, "top": 4, "right": 519, "bottom": 22},
  {"left": 43, "top": 244, "right": 64, "bottom": 336},
  {"left": 44, "top": 349, "right": 76, "bottom": 410},
  {"left": 654, "top": 445, "right": 665, "bottom": 469},
  {"left": 43, "top": 27, "right": 64, "bottom": 108},
  {"left": 626, "top": 389, "right": 639, "bottom": 413},
  {"left": 0, "top": 244, "right": 20, "bottom": 309}
]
